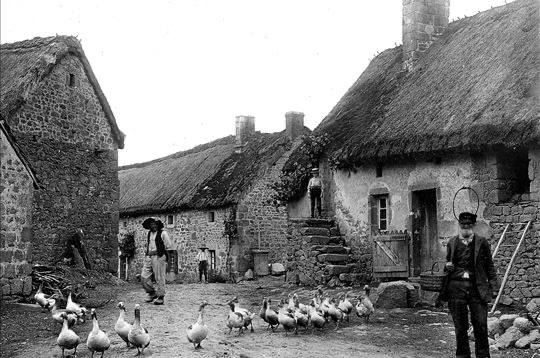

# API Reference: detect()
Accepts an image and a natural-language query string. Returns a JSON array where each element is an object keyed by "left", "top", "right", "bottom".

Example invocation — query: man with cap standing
[
  {"left": 308, "top": 167, "right": 323, "bottom": 218},
  {"left": 141, "top": 218, "right": 173, "bottom": 305},
  {"left": 439, "top": 212, "right": 499, "bottom": 358},
  {"left": 196, "top": 246, "right": 209, "bottom": 283}
]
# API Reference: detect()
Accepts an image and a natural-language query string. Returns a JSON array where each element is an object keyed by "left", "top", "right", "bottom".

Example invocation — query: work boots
[{"left": 153, "top": 296, "right": 164, "bottom": 305}]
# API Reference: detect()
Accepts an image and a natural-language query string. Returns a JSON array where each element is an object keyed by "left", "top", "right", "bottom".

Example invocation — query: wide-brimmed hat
[
  {"left": 458, "top": 212, "right": 477, "bottom": 225},
  {"left": 199, "top": 245, "right": 208, "bottom": 250},
  {"left": 142, "top": 218, "right": 156, "bottom": 229}
]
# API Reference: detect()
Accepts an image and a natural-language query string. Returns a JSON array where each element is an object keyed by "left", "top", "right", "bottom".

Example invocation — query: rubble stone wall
[
  {"left": 0, "top": 131, "right": 34, "bottom": 298},
  {"left": 8, "top": 54, "right": 119, "bottom": 272}
]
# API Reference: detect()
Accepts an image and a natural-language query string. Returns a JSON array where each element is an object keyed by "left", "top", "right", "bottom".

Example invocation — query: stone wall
[
  {"left": 0, "top": 130, "right": 34, "bottom": 298},
  {"left": 8, "top": 54, "right": 119, "bottom": 272},
  {"left": 120, "top": 207, "right": 232, "bottom": 282}
]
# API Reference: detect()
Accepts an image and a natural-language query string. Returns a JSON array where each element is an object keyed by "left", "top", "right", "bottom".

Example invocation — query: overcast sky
[{"left": 1, "top": 0, "right": 510, "bottom": 165}]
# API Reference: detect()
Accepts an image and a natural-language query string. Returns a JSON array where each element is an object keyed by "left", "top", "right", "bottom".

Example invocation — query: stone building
[
  {"left": 1, "top": 120, "right": 39, "bottom": 297},
  {"left": 119, "top": 113, "right": 307, "bottom": 282},
  {"left": 0, "top": 36, "right": 124, "bottom": 275},
  {"left": 282, "top": 0, "right": 539, "bottom": 304}
]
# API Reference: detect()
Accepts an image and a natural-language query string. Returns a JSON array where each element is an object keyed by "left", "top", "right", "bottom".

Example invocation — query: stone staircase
[{"left": 286, "top": 218, "right": 360, "bottom": 286}]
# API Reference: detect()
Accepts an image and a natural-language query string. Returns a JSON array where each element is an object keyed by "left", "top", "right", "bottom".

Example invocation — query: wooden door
[
  {"left": 411, "top": 189, "right": 438, "bottom": 275},
  {"left": 372, "top": 232, "right": 410, "bottom": 278}
]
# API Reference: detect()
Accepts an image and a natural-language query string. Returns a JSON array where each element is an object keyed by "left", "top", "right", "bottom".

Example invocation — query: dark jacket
[
  {"left": 439, "top": 235, "right": 499, "bottom": 303},
  {"left": 146, "top": 230, "right": 169, "bottom": 261}
]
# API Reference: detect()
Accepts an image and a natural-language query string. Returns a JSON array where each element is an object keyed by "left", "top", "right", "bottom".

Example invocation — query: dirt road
[{"left": 1, "top": 278, "right": 534, "bottom": 358}]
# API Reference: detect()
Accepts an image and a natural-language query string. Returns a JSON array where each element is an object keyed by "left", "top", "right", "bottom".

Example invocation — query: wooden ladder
[{"left": 489, "top": 220, "right": 532, "bottom": 314}]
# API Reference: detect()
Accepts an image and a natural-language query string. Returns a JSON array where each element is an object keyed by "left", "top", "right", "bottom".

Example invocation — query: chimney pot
[
  {"left": 235, "top": 115, "right": 255, "bottom": 153},
  {"left": 285, "top": 111, "right": 304, "bottom": 140}
]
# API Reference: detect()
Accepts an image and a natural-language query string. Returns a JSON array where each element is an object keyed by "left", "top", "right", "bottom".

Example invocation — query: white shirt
[
  {"left": 196, "top": 251, "right": 209, "bottom": 262},
  {"left": 148, "top": 230, "right": 173, "bottom": 252},
  {"left": 308, "top": 177, "right": 323, "bottom": 190}
]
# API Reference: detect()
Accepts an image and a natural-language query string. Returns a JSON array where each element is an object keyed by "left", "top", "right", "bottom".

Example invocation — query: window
[
  {"left": 496, "top": 148, "right": 530, "bottom": 201},
  {"left": 208, "top": 211, "right": 215, "bottom": 222},
  {"left": 68, "top": 73, "right": 76, "bottom": 87},
  {"left": 209, "top": 250, "right": 216, "bottom": 270},
  {"left": 378, "top": 196, "right": 388, "bottom": 231},
  {"left": 167, "top": 214, "right": 175, "bottom": 227},
  {"left": 376, "top": 163, "right": 383, "bottom": 177},
  {"left": 166, "top": 250, "right": 178, "bottom": 274},
  {"left": 369, "top": 193, "right": 390, "bottom": 234},
  {"left": 122, "top": 221, "right": 127, "bottom": 228}
]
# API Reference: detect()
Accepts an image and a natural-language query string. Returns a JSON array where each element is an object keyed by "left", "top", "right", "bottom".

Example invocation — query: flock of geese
[{"left": 32, "top": 283, "right": 374, "bottom": 357}]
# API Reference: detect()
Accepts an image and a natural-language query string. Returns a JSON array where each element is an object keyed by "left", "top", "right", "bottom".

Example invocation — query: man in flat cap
[
  {"left": 439, "top": 212, "right": 499, "bottom": 358},
  {"left": 308, "top": 167, "right": 323, "bottom": 218},
  {"left": 141, "top": 218, "right": 173, "bottom": 305}
]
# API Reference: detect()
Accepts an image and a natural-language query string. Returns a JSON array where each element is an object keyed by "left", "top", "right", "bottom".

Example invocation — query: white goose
[
  {"left": 128, "top": 304, "right": 151, "bottom": 355},
  {"left": 115, "top": 302, "right": 132, "bottom": 348},
  {"left": 186, "top": 301, "right": 209, "bottom": 349},
  {"left": 86, "top": 308, "right": 111, "bottom": 357},
  {"left": 49, "top": 298, "right": 78, "bottom": 327},
  {"left": 57, "top": 312, "right": 80, "bottom": 357},
  {"left": 34, "top": 282, "right": 50, "bottom": 311},
  {"left": 66, "top": 292, "right": 87, "bottom": 322}
]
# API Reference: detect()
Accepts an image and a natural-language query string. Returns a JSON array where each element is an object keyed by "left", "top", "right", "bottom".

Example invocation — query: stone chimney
[
  {"left": 235, "top": 115, "right": 255, "bottom": 153},
  {"left": 402, "top": 0, "right": 450, "bottom": 71},
  {"left": 285, "top": 111, "right": 304, "bottom": 140}
]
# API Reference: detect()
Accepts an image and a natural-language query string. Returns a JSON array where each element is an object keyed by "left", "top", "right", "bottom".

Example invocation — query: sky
[{"left": 1, "top": 0, "right": 511, "bottom": 166}]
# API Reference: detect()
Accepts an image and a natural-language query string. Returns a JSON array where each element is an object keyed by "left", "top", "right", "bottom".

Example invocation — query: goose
[
  {"left": 87, "top": 309, "right": 111, "bottom": 357},
  {"left": 307, "top": 302, "right": 326, "bottom": 330},
  {"left": 356, "top": 285, "right": 375, "bottom": 323},
  {"left": 338, "top": 292, "right": 354, "bottom": 323},
  {"left": 34, "top": 282, "right": 50, "bottom": 311},
  {"left": 265, "top": 298, "right": 280, "bottom": 331},
  {"left": 226, "top": 299, "right": 245, "bottom": 335},
  {"left": 328, "top": 297, "right": 345, "bottom": 330},
  {"left": 232, "top": 296, "right": 255, "bottom": 333},
  {"left": 259, "top": 298, "right": 268, "bottom": 324},
  {"left": 292, "top": 293, "right": 308, "bottom": 312},
  {"left": 277, "top": 299, "right": 297, "bottom": 336},
  {"left": 115, "top": 302, "right": 132, "bottom": 348},
  {"left": 292, "top": 295, "right": 310, "bottom": 331},
  {"left": 66, "top": 292, "right": 87, "bottom": 322},
  {"left": 49, "top": 298, "right": 78, "bottom": 327},
  {"left": 320, "top": 296, "right": 332, "bottom": 321},
  {"left": 186, "top": 301, "right": 209, "bottom": 349},
  {"left": 57, "top": 312, "right": 80, "bottom": 357},
  {"left": 128, "top": 304, "right": 151, "bottom": 355}
]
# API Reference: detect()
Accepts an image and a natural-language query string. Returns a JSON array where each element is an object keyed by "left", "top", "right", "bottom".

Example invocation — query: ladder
[{"left": 489, "top": 221, "right": 532, "bottom": 314}]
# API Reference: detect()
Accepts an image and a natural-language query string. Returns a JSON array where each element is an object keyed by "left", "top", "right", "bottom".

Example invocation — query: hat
[
  {"left": 458, "top": 212, "right": 477, "bottom": 225},
  {"left": 199, "top": 246, "right": 208, "bottom": 250},
  {"left": 142, "top": 218, "right": 156, "bottom": 229},
  {"left": 311, "top": 167, "right": 319, "bottom": 173}
]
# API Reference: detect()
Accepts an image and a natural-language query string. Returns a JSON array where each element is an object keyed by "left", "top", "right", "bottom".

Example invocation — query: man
[
  {"left": 439, "top": 212, "right": 499, "bottom": 358},
  {"left": 307, "top": 167, "right": 323, "bottom": 218},
  {"left": 141, "top": 218, "right": 173, "bottom": 305},
  {"left": 63, "top": 228, "right": 91, "bottom": 269},
  {"left": 196, "top": 246, "right": 209, "bottom": 283}
]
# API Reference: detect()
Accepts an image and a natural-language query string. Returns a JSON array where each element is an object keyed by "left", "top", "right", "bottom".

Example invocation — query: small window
[
  {"left": 376, "top": 164, "right": 383, "bottom": 177},
  {"left": 208, "top": 211, "right": 215, "bottom": 222},
  {"left": 209, "top": 250, "right": 216, "bottom": 270},
  {"left": 167, "top": 214, "right": 175, "bottom": 227},
  {"left": 378, "top": 196, "right": 388, "bottom": 231},
  {"left": 69, "top": 73, "right": 76, "bottom": 87},
  {"left": 122, "top": 221, "right": 127, "bottom": 228},
  {"left": 496, "top": 148, "right": 530, "bottom": 201}
]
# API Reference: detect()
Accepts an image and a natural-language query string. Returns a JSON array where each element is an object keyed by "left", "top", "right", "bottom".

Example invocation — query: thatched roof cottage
[
  {"left": 119, "top": 113, "right": 307, "bottom": 282},
  {"left": 283, "top": 0, "right": 539, "bottom": 305},
  {"left": 0, "top": 36, "right": 124, "bottom": 278}
]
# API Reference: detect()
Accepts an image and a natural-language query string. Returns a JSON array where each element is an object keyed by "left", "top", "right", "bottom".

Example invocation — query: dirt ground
[{"left": 1, "top": 277, "right": 536, "bottom": 358}]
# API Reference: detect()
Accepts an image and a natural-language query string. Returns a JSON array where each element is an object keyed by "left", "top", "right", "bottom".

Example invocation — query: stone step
[
  {"left": 291, "top": 218, "right": 335, "bottom": 227},
  {"left": 325, "top": 264, "right": 350, "bottom": 276},
  {"left": 311, "top": 245, "right": 350, "bottom": 254},
  {"left": 303, "top": 235, "right": 332, "bottom": 245},
  {"left": 317, "top": 253, "right": 350, "bottom": 263},
  {"left": 300, "top": 227, "right": 330, "bottom": 236},
  {"left": 330, "top": 227, "right": 341, "bottom": 236}
]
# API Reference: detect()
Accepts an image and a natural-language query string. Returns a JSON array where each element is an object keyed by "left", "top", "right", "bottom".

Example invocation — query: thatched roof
[
  {"left": 310, "top": 0, "right": 539, "bottom": 167},
  {"left": 0, "top": 36, "right": 125, "bottom": 148},
  {"left": 119, "top": 130, "right": 303, "bottom": 215}
]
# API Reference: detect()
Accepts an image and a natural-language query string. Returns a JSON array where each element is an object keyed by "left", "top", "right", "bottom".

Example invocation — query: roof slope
[
  {"left": 0, "top": 36, "right": 125, "bottom": 148},
  {"left": 119, "top": 131, "right": 295, "bottom": 215},
  {"left": 315, "top": 0, "right": 539, "bottom": 167}
]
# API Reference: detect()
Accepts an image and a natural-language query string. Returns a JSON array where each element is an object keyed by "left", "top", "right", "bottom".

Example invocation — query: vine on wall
[{"left": 118, "top": 231, "right": 136, "bottom": 259}]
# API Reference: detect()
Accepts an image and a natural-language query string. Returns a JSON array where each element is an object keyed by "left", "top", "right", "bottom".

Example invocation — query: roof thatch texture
[
  {"left": 0, "top": 36, "right": 125, "bottom": 148},
  {"left": 119, "top": 131, "right": 297, "bottom": 215},
  {"left": 310, "top": 0, "right": 539, "bottom": 168}
]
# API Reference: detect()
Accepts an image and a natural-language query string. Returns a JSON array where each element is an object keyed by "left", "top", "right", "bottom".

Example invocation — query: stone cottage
[
  {"left": 0, "top": 36, "right": 125, "bottom": 275},
  {"left": 282, "top": 0, "right": 539, "bottom": 304},
  {"left": 119, "top": 112, "right": 307, "bottom": 281},
  {"left": 1, "top": 120, "right": 40, "bottom": 297}
]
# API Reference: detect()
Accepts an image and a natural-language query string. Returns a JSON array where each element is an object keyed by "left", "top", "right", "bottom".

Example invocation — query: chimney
[
  {"left": 285, "top": 111, "right": 304, "bottom": 140},
  {"left": 235, "top": 115, "right": 255, "bottom": 153},
  {"left": 402, "top": 0, "right": 450, "bottom": 71}
]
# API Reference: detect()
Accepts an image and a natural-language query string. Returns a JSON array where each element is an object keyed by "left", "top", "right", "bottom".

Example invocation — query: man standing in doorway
[
  {"left": 308, "top": 167, "right": 323, "bottom": 218},
  {"left": 439, "top": 212, "right": 498, "bottom": 358},
  {"left": 141, "top": 218, "right": 173, "bottom": 305},
  {"left": 196, "top": 246, "right": 209, "bottom": 283}
]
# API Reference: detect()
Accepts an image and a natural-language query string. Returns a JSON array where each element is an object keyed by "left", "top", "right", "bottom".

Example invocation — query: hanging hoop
[{"left": 452, "top": 186, "right": 480, "bottom": 221}]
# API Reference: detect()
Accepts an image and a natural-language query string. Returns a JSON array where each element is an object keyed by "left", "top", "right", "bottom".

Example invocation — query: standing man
[
  {"left": 141, "top": 218, "right": 173, "bottom": 305},
  {"left": 307, "top": 167, "right": 323, "bottom": 218},
  {"left": 439, "top": 212, "right": 498, "bottom": 358},
  {"left": 196, "top": 246, "right": 209, "bottom": 283}
]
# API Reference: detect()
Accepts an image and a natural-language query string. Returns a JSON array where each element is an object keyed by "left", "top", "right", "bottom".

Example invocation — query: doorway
[{"left": 411, "top": 189, "right": 438, "bottom": 276}]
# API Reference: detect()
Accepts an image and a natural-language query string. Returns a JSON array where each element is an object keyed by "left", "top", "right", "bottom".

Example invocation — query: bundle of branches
[{"left": 31, "top": 264, "right": 122, "bottom": 308}]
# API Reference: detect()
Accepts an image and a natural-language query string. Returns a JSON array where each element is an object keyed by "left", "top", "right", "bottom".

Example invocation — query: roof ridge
[{"left": 0, "top": 35, "right": 80, "bottom": 50}]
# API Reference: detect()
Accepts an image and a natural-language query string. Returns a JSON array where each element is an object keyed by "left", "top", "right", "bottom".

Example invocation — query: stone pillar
[
  {"left": 402, "top": 0, "right": 450, "bottom": 71},
  {"left": 285, "top": 111, "right": 304, "bottom": 140},
  {"left": 235, "top": 115, "right": 255, "bottom": 153}
]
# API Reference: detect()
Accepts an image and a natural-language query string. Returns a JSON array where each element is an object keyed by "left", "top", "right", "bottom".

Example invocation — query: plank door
[{"left": 372, "top": 232, "right": 410, "bottom": 278}]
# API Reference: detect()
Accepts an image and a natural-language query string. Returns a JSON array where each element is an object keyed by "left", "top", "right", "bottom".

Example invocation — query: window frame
[
  {"left": 208, "top": 211, "right": 215, "bottom": 223},
  {"left": 166, "top": 214, "right": 175, "bottom": 228},
  {"left": 209, "top": 250, "right": 216, "bottom": 270}
]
